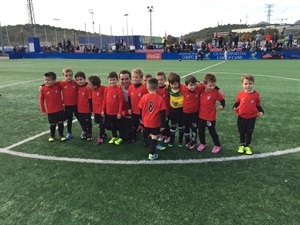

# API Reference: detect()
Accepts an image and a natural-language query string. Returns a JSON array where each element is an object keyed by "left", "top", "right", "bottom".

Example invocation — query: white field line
[
  {"left": 0, "top": 79, "right": 42, "bottom": 88},
  {"left": 180, "top": 61, "right": 226, "bottom": 78},
  {"left": 0, "top": 147, "right": 300, "bottom": 165},
  {"left": 213, "top": 72, "right": 300, "bottom": 81}
]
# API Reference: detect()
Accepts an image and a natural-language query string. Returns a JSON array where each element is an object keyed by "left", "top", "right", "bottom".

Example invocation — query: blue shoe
[
  {"left": 156, "top": 144, "right": 166, "bottom": 151},
  {"left": 66, "top": 132, "right": 72, "bottom": 140}
]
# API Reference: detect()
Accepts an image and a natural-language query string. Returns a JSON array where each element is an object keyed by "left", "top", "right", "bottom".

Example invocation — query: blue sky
[{"left": 1, "top": 0, "right": 299, "bottom": 37}]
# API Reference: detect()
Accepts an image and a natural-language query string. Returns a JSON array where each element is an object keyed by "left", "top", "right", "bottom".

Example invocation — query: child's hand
[
  {"left": 38, "top": 86, "right": 42, "bottom": 92},
  {"left": 41, "top": 112, "right": 46, "bottom": 115},
  {"left": 218, "top": 105, "right": 224, "bottom": 110},
  {"left": 257, "top": 112, "right": 263, "bottom": 117},
  {"left": 160, "top": 127, "right": 165, "bottom": 132},
  {"left": 117, "top": 114, "right": 122, "bottom": 119},
  {"left": 128, "top": 109, "right": 132, "bottom": 115},
  {"left": 101, "top": 112, "right": 105, "bottom": 117}
]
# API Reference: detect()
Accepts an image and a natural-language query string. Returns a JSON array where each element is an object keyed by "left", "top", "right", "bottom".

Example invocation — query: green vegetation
[{"left": 0, "top": 59, "right": 300, "bottom": 225}]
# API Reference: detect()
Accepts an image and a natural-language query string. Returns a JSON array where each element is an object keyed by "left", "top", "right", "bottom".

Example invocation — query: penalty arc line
[{"left": 0, "top": 147, "right": 300, "bottom": 165}]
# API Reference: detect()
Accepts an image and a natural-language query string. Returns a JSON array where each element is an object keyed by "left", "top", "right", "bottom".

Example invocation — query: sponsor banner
[
  {"left": 146, "top": 51, "right": 162, "bottom": 60},
  {"left": 172, "top": 51, "right": 262, "bottom": 60}
]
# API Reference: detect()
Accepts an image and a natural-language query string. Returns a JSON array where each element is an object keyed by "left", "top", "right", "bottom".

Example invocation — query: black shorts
[
  {"left": 64, "top": 105, "right": 78, "bottom": 119},
  {"left": 94, "top": 114, "right": 105, "bottom": 124},
  {"left": 170, "top": 107, "right": 183, "bottom": 126},
  {"left": 144, "top": 127, "right": 160, "bottom": 135},
  {"left": 48, "top": 110, "right": 66, "bottom": 124}
]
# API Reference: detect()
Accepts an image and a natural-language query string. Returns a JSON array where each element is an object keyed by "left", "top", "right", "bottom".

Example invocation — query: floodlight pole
[
  {"left": 124, "top": 14, "right": 129, "bottom": 49},
  {"left": 147, "top": 6, "right": 154, "bottom": 44}
]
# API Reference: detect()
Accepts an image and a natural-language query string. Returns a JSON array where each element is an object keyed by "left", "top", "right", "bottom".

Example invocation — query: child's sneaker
[
  {"left": 237, "top": 145, "right": 245, "bottom": 154},
  {"left": 114, "top": 138, "right": 123, "bottom": 145},
  {"left": 168, "top": 142, "right": 174, "bottom": 147},
  {"left": 185, "top": 142, "right": 191, "bottom": 148},
  {"left": 109, "top": 137, "right": 117, "bottom": 144},
  {"left": 148, "top": 153, "right": 158, "bottom": 160},
  {"left": 86, "top": 137, "right": 92, "bottom": 141},
  {"left": 97, "top": 136, "right": 103, "bottom": 145},
  {"left": 188, "top": 142, "right": 196, "bottom": 150},
  {"left": 66, "top": 132, "right": 72, "bottom": 140},
  {"left": 80, "top": 132, "right": 86, "bottom": 140},
  {"left": 156, "top": 144, "right": 166, "bottom": 151},
  {"left": 245, "top": 146, "right": 252, "bottom": 155},
  {"left": 178, "top": 143, "right": 183, "bottom": 148},
  {"left": 164, "top": 136, "right": 171, "bottom": 143},
  {"left": 158, "top": 135, "right": 164, "bottom": 142},
  {"left": 48, "top": 137, "right": 55, "bottom": 142},
  {"left": 60, "top": 136, "right": 66, "bottom": 141},
  {"left": 211, "top": 146, "right": 221, "bottom": 154},
  {"left": 197, "top": 144, "right": 206, "bottom": 152}
]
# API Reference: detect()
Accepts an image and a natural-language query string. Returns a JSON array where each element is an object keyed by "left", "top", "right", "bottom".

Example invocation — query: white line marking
[
  {"left": 181, "top": 61, "right": 226, "bottom": 78},
  {"left": 0, "top": 147, "right": 299, "bottom": 165},
  {"left": 0, "top": 79, "right": 42, "bottom": 88},
  {"left": 214, "top": 71, "right": 300, "bottom": 81}
]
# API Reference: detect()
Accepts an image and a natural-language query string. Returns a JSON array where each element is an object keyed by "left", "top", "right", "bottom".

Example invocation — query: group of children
[{"left": 39, "top": 68, "right": 264, "bottom": 160}]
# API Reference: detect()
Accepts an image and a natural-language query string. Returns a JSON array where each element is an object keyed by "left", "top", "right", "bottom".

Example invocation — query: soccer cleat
[
  {"left": 168, "top": 142, "right": 174, "bottom": 147},
  {"left": 48, "top": 137, "right": 55, "bottom": 142},
  {"left": 148, "top": 153, "right": 158, "bottom": 160},
  {"left": 114, "top": 138, "right": 123, "bottom": 145},
  {"left": 185, "top": 142, "right": 191, "bottom": 148},
  {"left": 178, "top": 143, "right": 183, "bottom": 148},
  {"left": 164, "top": 136, "right": 171, "bottom": 143},
  {"left": 97, "top": 136, "right": 103, "bottom": 145},
  {"left": 245, "top": 146, "right": 252, "bottom": 155},
  {"left": 60, "top": 136, "right": 66, "bottom": 141},
  {"left": 86, "top": 137, "right": 92, "bottom": 141},
  {"left": 237, "top": 145, "right": 245, "bottom": 154},
  {"left": 156, "top": 144, "right": 166, "bottom": 151},
  {"left": 211, "top": 146, "right": 221, "bottom": 154},
  {"left": 109, "top": 137, "right": 117, "bottom": 144},
  {"left": 66, "top": 132, "right": 72, "bottom": 140},
  {"left": 197, "top": 144, "right": 206, "bottom": 152},
  {"left": 188, "top": 142, "right": 196, "bottom": 150},
  {"left": 80, "top": 131, "right": 86, "bottom": 140},
  {"left": 158, "top": 135, "right": 164, "bottom": 142}
]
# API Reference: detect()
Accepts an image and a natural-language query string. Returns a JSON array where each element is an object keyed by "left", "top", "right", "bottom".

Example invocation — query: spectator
[
  {"left": 288, "top": 32, "right": 293, "bottom": 48},
  {"left": 255, "top": 32, "right": 262, "bottom": 48},
  {"left": 273, "top": 32, "right": 278, "bottom": 43},
  {"left": 265, "top": 32, "right": 272, "bottom": 45},
  {"left": 234, "top": 34, "right": 239, "bottom": 48}
]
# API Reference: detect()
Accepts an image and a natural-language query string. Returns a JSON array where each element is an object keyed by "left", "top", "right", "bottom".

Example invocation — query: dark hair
[
  {"left": 168, "top": 72, "right": 180, "bottom": 84},
  {"left": 147, "top": 78, "right": 158, "bottom": 91},
  {"left": 44, "top": 72, "right": 57, "bottom": 80},
  {"left": 144, "top": 74, "right": 152, "bottom": 79},
  {"left": 156, "top": 71, "right": 166, "bottom": 79},
  {"left": 88, "top": 75, "right": 101, "bottom": 87},
  {"left": 119, "top": 70, "right": 131, "bottom": 78},
  {"left": 203, "top": 73, "right": 217, "bottom": 84},
  {"left": 185, "top": 75, "right": 197, "bottom": 85},
  {"left": 75, "top": 71, "right": 86, "bottom": 79},
  {"left": 108, "top": 71, "right": 118, "bottom": 79}
]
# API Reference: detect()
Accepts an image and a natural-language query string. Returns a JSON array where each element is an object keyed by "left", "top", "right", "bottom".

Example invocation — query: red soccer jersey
[
  {"left": 235, "top": 91, "right": 261, "bottom": 119},
  {"left": 180, "top": 84, "right": 205, "bottom": 113},
  {"left": 102, "top": 86, "right": 124, "bottom": 116},
  {"left": 77, "top": 84, "right": 92, "bottom": 113},
  {"left": 199, "top": 89, "right": 224, "bottom": 121},
  {"left": 157, "top": 86, "right": 171, "bottom": 116},
  {"left": 138, "top": 93, "right": 166, "bottom": 128},
  {"left": 91, "top": 85, "right": 106, "bottom": 114},
  {"left": 56, "top": 80, "right": 78, "bottom": 106},
  {"left": 118, "top": 84, "right": 131, "bottom": 118},
  {"left": 39, "top": 84, "right": 64, "bottom": 114},
  {"left": 128, "top": 84, "right": 148, "bottom": 114}
]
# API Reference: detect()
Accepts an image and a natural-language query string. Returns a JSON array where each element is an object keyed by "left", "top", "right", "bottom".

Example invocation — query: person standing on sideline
[
  {"left": 39, "top": 72, "right": 66, "bottom": 142},
  {"left": 197, "top": 74, "right": 225, "bottom": 154},
  {"left": 138, "top": 78, "right": 166, "bottom": 160},
  {"left": 233, "top": 74, "right": 264, "bottom": 155}
]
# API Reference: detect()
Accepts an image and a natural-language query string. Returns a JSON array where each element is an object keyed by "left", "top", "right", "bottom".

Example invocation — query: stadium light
[
  {"left": 147, "top": 6, "right": 154, "bottom": 44},
  {"left": 89, "top": 9, "right": 95, "bottom": 33},
  {"left": 53, "top": 18, "right": 60, "bottom": 45},
  {"left": 124, "top": 14, "right": 129, "bottom": 49}
]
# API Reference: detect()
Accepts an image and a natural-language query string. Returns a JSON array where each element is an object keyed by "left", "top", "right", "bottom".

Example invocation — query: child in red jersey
[
  {"left": 138, "top": 78, "right": 167, "bottom": 160},
  {"left": 233, "top": 74, "right": 264, "bottom": 155},
  {"left": 75, "top": 71, "right": 93, "bottom": 141},
  {"left": 39, "top": 72, "right": 66, "bottom": 142},
  {"left": 101, "top": 71, "right": 124, "bottom": 145},
  {"left": 197, "top": 74, "right": 225, "bottom": 154},
  {"left": 156, "top": 71, "right": 171, "bottom": 145},
  {"left": 127, "top": 68, "right": 148, "bottom": 144},
  {"left": 180, "top": 75, "right": 205, "bottom": 150},
  {"left": 57, "top": 68, "right": 79, "bottom": 140},
  {"left": 88, "top": 75, "right": 106, "bottom": 145}
]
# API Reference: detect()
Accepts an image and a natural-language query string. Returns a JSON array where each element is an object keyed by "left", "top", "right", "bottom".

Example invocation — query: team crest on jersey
[
  {"left": 55, "top": 90, "right": 59, "bottom": 94},
  {"left": 251, "top": 99, "right": 255, "bottom": 104},
  {"left": 113, "top": 94, "right": 117, "bottom": 98},
  {"left": 64, "top": 86, "right": 68, "bottom": 89},
  {"left": 73, "top": 85, "right": 76, "bottom": 89},
  {"left": 148, "top": 101, "right": 154, "bottom": 112},
  {"left": 82, "top": 92, "right": 85, "bottom": 96},
  {"left": 207, "top": 96, "right": 211, "bottom": 100},
  {"left": 47, "top": 91, "right": 51, "bottom": 95},
  {"left": 97, "top": 92, "right": 100, "bottom": 96},
  {"left": 241, "top": 98, "right": 245, "bottom": 102},
  {"left": 138, "top": 93, "right": 142, "bottom": 97}
]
